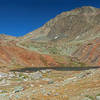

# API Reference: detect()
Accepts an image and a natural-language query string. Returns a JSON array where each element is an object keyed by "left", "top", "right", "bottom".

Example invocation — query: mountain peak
[
  {"left": 81, "top": 6, "right": 97, "bottom": 9},
  {"left": 76, "top": 6, "right": 99, "bottom": 14}
]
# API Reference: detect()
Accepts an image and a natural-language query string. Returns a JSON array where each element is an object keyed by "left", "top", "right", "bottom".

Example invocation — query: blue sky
[{"left": 0, "top": 0, "right": 100, "bottom": 37}]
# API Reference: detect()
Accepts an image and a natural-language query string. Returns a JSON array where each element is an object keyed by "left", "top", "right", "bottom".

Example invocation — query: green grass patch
[{"left": 85, "top": 95, "right": 94, "bottom": 100}]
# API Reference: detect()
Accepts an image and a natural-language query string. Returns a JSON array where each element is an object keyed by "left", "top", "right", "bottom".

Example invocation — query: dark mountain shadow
[{"left": 10, "top": 66, "right": 100, "bottom": 72}]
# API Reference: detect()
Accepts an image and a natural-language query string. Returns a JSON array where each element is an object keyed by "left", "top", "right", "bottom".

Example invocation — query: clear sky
[{"left": 0, "top": 0, "right": 100, "bottom": 37}]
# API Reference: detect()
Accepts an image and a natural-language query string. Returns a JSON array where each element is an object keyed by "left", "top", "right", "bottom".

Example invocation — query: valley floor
[{"left": 0, "top": 66, "right": 99, "bottom": 100}]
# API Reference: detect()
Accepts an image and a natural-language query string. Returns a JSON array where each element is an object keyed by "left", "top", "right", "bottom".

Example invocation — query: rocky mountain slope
[
  {"left": 0, "top": 6, "right": 100, "bottom": 67},
  {"left": 18, "top": 6, "right": 100, "bottom": 66}
]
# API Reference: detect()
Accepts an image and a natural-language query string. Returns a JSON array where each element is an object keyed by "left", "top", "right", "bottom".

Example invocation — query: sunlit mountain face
[{"left": 0, "top": 6, "right": 100, "bottom": 67}]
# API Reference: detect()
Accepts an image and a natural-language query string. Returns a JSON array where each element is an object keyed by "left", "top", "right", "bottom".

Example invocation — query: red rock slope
[
  {"left": 73, "top": 37, "right": 100, "bottom": 66},
  {"left": 0, "top": 46, "right": 68, "bottom": 67}
]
